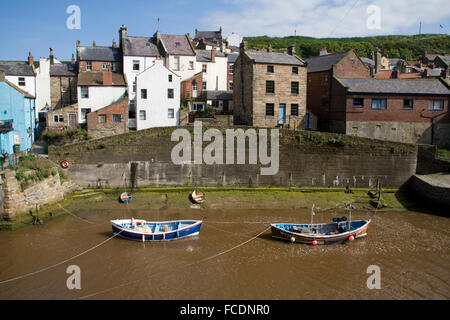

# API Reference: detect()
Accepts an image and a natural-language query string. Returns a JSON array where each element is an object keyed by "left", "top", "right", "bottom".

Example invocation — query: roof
[
  {"left": 305, "top": 51, "right": 349, "bottom": 72},
  {"left": 195, "top": 30, "right": 222, "bottom": 40},
  {"left": 361, "top": 57, "right": 375, "bottom": 67},
  {"left": 436, "top": 55, "right": 450, "bottom": 66},
  {"left": 196, "top": 50, "right": 226, "bottom": 62},
  {"left": 79, "top": 46, "right": 122, "bottom": 62},
  {"left": 206, "top": 90, "right": 233, "bottom": 100},
  {"left": 228, "top": 53, "right": 239, "bottom": 63},
  {"left": 247, "top": 51, "right": 305, "bottom": 66},
  {"left": 0, "top": 62, "right": 34, "bottom": 76},
  {"left": 123, "top": 36, "right": 164, "bottom": 57},
  {"left": 160, "top": 34, "right": 195, "bottom": 56},
  {"left": 77, "top": 72, "right": 127, "bottom": 87},
  {"left": 3, "top": 79, "right": 35, "bottom": 98},
  {"left": 50, "top": 63, "right": 78, "bottom": 77},
  {"left": 338, "top": 78, "right": 450, "bottom": 95}
]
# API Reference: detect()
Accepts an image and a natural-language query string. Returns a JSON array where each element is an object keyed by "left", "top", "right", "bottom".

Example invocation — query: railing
[{"left": 0, "top": 120, "right": 13, "bottom": 133}]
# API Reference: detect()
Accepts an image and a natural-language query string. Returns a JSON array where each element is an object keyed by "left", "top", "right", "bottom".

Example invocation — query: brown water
[{"left": 0, "top": 207, "right": 449, "bottom": 300}]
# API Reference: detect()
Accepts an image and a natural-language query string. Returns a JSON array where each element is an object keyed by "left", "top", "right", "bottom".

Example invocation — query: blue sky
[{"left": 0, "top": 0, "right": 449, "bottom": 61}]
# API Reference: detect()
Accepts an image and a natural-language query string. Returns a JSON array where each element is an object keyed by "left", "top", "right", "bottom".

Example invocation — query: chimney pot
[
  {"left": 71, "top": 53, "right": 75, "bottom": 64},
  {"left": 240, "top": 40, "right": 248, "bottom": 53},
  {"left": 288, "top": 45, "right": 296, "bottom": 56},
  {"left": 93, "top": 41, "right": 96, "bottom": 47},
  {"left": 28, "top": 52, "right": 34, "bottom": 66},
  {"left": 76, "top": 40, "right": 80, "bottom": 47},
  {"left": 103, "top": 71, "right": 113, "bottom": 86},
  {"left": 211, "top": 49, "right": 215, "bottom": 62},
  {"left": 267, "top": 43, "right": 272, "bottom": 53},
  {"left": 50, "top": 48, "right": 54, "bottom": 65},
  {"left": 0, "top": 69, "right": 5, "bottom": 82}
]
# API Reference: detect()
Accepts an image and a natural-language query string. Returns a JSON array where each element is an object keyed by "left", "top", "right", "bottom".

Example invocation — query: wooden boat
[
  {"left": 111, "top": 219, "right": 203, "bottom": 242},
  {"left": 120, "top": 192, "right": 132, "bottom": 203},
  {"left": 191, "top": 190, "right": 205, "bottom": 204},
  {"left": 271, "top": 204, "right": 371, "bottom": 245}
]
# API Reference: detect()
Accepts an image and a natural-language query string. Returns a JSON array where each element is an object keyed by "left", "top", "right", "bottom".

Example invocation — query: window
[
  {"left": 18, "top": 77, "right": 25, "bottom": 86},
  {"left": 86, "top": 61, "right": 92, "bottom": 71},
  {"left": 229, "top": 64, "right": 234, "bottom": 74},
  {"left": 141, "top": 89, "right": 147, "bottom": 99},
  {"left": 54, "top": 115, "right": 64, "bottom": 122},
  {"left": 371, "top": 98, "right": 387, "bottom": 110},
  {"left": 174, "top": 57, "right": 180, "bottom": 70},
  {"left": 292, "top": 67, "right": 298, "bottom": 74},
  {"left": 291, "top": 104, "right": 299, "bottom": 116},
  {"left": 98, "top": 115, "right": 106, "bottom": 123},
  {"left": 61, "top": 86, "right": 68, "bottom": 93},
  {"left": 168, "top": 108, "right": 175, "bottom": 119},
  {"left": 139, "top": 110, "right": 146, "bottom": 120},
  {"left": 168, "top": 89, "right": 174, "bottom": 99},
  {"left": 353, "top": 98, "right": 364, "bottom": 108},
  {"left": 168, "top": 74, "right": 173, "bottom": 82},
  {"left": 202, "top": 64, "right": 207, "bottom": 73},
  {"left": 192, "top": 81, "right": 198, "bottom": 91},
  {"left": 403, "top": 99, "right": 414, "bottom": 110},
  {"left": 267, "top": 65, "right": 274, "bottom": 73},
  {"left": 189, "top": 61, "right": 194, "bottom": 70},
  {"left": 80, "top": 86, "right": 89, "bottom": 99},
  {"left": 266, "top": 103, "right": 274, "bottom": 116},
  {"left": 212, "top": 101, "right": 219, "bottom": 108},
  {"left": 229, "top": 81, "right": 233, "bottom": 90},
  {"left": 111, "top": 63, "right": 116, "bottom": 72},
  {"left": 113, "top": 114, "right": 122, "bottom": 123},
  {"left": 133, "top": 60, "right": 140, "bottom": 71},
  {"left": 193, "top": 103, "right": 204, "bottom": 111},
  {"left": 202, "top": 81, "right": 207, "bottom": 90},
  {"left": 102, "top": 63, "right": 109, "bottom": 71},
  {"left": 81, "top": 108, "right": 91, "bottom": 120},
  {"left": 133, "top": 80, "right": 137, "bottom": 93},
  {"left": 429, "top": 100, "right": 444, "bottom": 111},
  {"left": 266, "top": 80, "right": 275, "bottom": 94},
  {"left": 291, "top": 82, "right": 299, "bottom": 95}
]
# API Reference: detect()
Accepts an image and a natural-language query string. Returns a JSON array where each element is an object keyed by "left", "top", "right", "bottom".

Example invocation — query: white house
[
  {"left": 136, "top": 59, "right": 180, "bottom": 131},
  {"left": 77, "top": 71, "right": 127, "bottom": 123},
  {"left": 34, "top": 58, "right": 51, "bottom": 115},
  {"left": 160, "top": 33, "right": 197, "bottom": 81},
  {"left": 195, "top": 50, "right": 228, "bottom": 92},
  {"left": 227, "top": 33, "right": 243, "bottom": 48}
]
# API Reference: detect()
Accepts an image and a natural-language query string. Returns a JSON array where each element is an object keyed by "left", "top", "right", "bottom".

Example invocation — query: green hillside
[{"left": 244, "top": 34, "right": 450, "bottom": 60}]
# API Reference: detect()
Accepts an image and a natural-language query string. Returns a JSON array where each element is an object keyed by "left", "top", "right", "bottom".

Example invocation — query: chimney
[
  {"left": 113, "top": 39, "right": 117, "bottom": 48},
  {"left": 50, "top": 48, "right": 54, "bottom": 65},
  {"left": 0, "top": 69, "right": 5, "bottom": 82},
  {"left": 28, "top": 52, "right": 34, "bottom": 66},
  {"left": 240, "top": 40, "right": 248, "bottom": 54},
  {"left": 211, "top": 49, "right": 215, "bottom": 62},
  {"left": 119, "top": 24, "right": 127, "bottom": 49},
  {"left": 76, "top": 40, "right": 80, "bottom": 48},
  {"left": 103, "top": 71, "right": 112, "bottom": 86},
  {"left": 71, "top": 54, "right": 75, "bottom": 64},
  {"left": 93, "top": 41, "right": 96, "bottom": 47},
  {"left": 195, "top": 28, "right": 198, "bottom": 37},
  {"left": 320, "top": 47, "right": 328, "bottom": 56},
  {"left": 288, "top": 45, "right": 296, "bottom": 56},
  {"left": 375, "top": 47, "right": 381, "bottom": 74},
  {"left": 155, "top": 30, "right": 161, "bottom": 44},
  {"left": 267, "top": 43, "right": 272, "bottom": 53}
]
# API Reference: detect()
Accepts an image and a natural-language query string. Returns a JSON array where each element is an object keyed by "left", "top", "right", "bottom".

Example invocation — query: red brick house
[
  {"left": 76, "top": 40, "right": 123, "bottom": 74},
  {"left": 181, "top": 71, "right": 205, "bottom": 111},
  {"left": 331, "top": 77, "right": 450, "bottom": 148},
  {"left": 305, "top": 50, "right": 371, "bottom": 131}
]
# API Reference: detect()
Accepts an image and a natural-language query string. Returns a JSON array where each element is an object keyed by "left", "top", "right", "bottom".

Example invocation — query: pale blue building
[{"left": 0, "top": 70, "right": 36, "bottom": 165}]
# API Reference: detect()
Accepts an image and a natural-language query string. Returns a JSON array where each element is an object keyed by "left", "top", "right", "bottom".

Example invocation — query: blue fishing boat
[{"left": 111, "top": 219, "right": 203, "bottom": 242}]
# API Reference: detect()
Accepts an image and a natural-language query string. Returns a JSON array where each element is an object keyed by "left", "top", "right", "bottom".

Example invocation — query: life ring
[{"left": 61, "top": 160, "right": 70, "bottom": 169}]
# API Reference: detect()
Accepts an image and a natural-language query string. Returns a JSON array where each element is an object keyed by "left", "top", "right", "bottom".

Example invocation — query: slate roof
[
  {"left": 247, "top": 51, "right": 305, "bottom": 66},
  {"left": 228, "top": 53, "right": 239, "bottom": 63},
  {"left": 196, "top": 50, "right": 226, "bottom": 62},
  {"left": 361, "top": 57, "right": 375, "bottom": 67},
  {"left": 206, "top": 90, "right": 233, "bottom": 100},
  {"left": 50, "top": 63, "right": 78, "bottom": 77},
  {"left": 0, "top": 62, "right": 34, "bottom": 76},
  {"left": 79, "top": 46, "right": 122, "bottom": 62},
  {"left": 123, "top": 36, "right": 164, "bottom": 57},
  {"left": 160, "top": 34, "right": 195, "bottom": 56},
  {"left": 195, "top": 30, "right": 222, "bottom": 40},
  {"left": 77, "top": 72, "right": 127, "bottom": 87},
  {"left": 338, "top": 78, "right": 450, "bottom": 95},
  {"left": 305, "top": 51, "right": 349, "bottom": 72},
  {"left": 436, "top": 55, "right": 450, "bottom": 66}
]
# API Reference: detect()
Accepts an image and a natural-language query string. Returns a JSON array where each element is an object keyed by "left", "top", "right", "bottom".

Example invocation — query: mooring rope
[
  {"left": 77, "top": 225, "right": 271, "bottom": 300},
  {"left": 0, "top": 231, "right": 122, "bottom": 285},
  {"left": 57, "top": 203, "right": 95, "bottom": 225}
]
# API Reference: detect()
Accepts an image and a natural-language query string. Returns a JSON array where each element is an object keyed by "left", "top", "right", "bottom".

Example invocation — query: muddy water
[{"left": 0, "top": 207, "right": 449, "bottom": 300}]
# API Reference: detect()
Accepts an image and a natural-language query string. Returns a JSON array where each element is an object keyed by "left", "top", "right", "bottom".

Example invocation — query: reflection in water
[{"left": 0, "top": 208, "right": 449, "bottom": 300}]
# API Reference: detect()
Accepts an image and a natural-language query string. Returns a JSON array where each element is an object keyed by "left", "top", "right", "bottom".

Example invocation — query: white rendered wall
[
  {"left": 77, "top": 86, "right": 127, "bottom": 123},
  {"left": 35, "top": 58, "right": 51, "bottom": 116},
  {"left": 194, "top": 56, "right": 228, "bottom": 91},
  {"left": 123, "top": 56, "right": 159, "bottom": 102},
  {"left": 5, "top": 75, "right": 36, "bottom": 102},
  {"left": 167, "top": 55, "right": 197, "bottom": 81}
]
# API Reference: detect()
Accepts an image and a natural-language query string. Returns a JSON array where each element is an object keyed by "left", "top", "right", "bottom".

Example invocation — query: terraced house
[{"left": 233, "top": 42, "right": 307, "bottom": 128}]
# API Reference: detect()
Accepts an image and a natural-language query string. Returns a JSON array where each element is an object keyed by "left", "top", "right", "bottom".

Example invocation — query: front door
[
  {"left": 278, "top": 104, "right": 286, "bottom": 124},
  {"left": 69, "top": 113, "right": 77, "bottom": 129}
]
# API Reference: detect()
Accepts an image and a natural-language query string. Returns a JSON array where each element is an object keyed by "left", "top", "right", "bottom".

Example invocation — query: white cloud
[{"left": 202, "top": 0, "right": 450, "bottom": 38}]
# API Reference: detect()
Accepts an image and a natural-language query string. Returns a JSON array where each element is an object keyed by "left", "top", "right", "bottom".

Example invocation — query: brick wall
[
  {"left": 86, "top": 95, "right": 129, "bottom": 139},
  {"left": 227, "top": 62, "right": 234, "bottom": 90},
  {"left": 181, "top": 72, "right": 203, "bottom": 100},
  {"left": 333, "top": 50, "right": 371, "bottom": 79},
  {"left": 79, "top": 61, "right": 123, "bottom": 73}
]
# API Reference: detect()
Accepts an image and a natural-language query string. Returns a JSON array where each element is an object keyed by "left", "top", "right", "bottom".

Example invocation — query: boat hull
[
  {"left": 271, "top": 220, "right": 371, "bottom": 245},
  {"left": 111, "top": 220, "right": 202, "bottom": 242}
]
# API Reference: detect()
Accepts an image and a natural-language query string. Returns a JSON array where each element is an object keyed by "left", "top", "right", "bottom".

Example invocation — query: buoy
[
  {"left": 60, "top": 160, "right": 70, "bottom": 169},
  {"left": 290, "top": 236, "right": 296, "bottom": 243},
  {"left": 312, "top": 240, "right": 318, "bottom": 246},
  {"left": 349, "top": 235, "right": 355, "bottom": 242}
]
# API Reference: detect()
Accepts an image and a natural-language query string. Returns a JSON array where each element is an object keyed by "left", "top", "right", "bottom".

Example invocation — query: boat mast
[
  {"left": 311, "top": 204, "right": 315, "bottom": 225},
  {"left": 348, "top": 203, "right": 353, "bottom": 231}
]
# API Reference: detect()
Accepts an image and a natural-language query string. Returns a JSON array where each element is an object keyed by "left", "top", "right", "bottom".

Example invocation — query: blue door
[
  {"left": 305, "top": 113, "right": 310, "bottom": 129},
  {"left": 279, "top": 104, "right": 286, "bottom": 124}
]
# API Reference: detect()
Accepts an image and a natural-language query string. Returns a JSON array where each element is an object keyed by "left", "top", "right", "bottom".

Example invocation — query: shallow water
[{"left": 0, "top": 207, "right": 449, "bottom": 300}]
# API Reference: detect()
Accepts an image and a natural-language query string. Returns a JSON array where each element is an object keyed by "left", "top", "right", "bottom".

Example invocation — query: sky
[{"left": 0, "top": 0, "right": 449, "bottom": 61}]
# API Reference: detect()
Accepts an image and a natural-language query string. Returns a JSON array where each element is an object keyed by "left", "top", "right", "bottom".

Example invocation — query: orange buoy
[
  {"left": 312, "top": 240, "right": 318, "bottom": 246},
  {"left": 349, "top": 235, "right": 355, "bottom": 241}
]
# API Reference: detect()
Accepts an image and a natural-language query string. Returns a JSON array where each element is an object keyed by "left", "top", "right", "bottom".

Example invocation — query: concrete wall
[
  {"left": 48, "top": 129, "right": 418, "bottom": 189},
  {"left": 410, "top": 174, "right": 450, "bottom": 209}
]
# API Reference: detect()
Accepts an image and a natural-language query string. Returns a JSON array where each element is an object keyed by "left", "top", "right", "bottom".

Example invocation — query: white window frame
[
  {"left": 168, "top": 108, "right": 175, "bottom": 119},
  {"left": 86, "top": 61, "right": 92, "bottom": 71}
]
